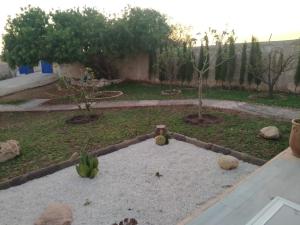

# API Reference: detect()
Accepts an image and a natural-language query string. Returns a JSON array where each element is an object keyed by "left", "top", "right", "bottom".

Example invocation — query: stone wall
[
  {"left": 114, "top": 53, "right": 150, "bottom": 81},
  {"left": 0, "top": 61, "right": 16, "bottom": 80},
  {"left": 191, "top": 39, "right": 300, "bottom": 93}
]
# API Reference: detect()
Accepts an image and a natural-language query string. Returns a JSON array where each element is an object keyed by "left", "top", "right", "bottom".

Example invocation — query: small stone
[
  {"left": 34, "top": 202, "right": 73, "bottom": 225},
  {"left": 69, "top": 152, "right": 79, "bottom": 161},
  {"left": 259, "top": 126, "right": 280, "bottom": 140},
  {"left": 218, "top": 155, "right": 239, "bottom": 170},
  {"left": 0, "top": 140, "right": 20, "bottom": 163}
]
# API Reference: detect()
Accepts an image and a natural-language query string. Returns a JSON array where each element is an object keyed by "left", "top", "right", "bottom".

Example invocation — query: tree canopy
[{"left": 1, "top": 6, "right": 171, "bottom": 74}]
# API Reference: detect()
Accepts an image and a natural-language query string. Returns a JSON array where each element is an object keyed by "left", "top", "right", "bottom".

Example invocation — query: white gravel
[{"left": 0, "top": 139, "right": 257, "bottom": 225}]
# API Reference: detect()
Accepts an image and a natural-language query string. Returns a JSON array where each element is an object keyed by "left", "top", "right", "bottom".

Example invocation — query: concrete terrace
[{"left": 183, "top": 148, "right": 300, "bottom": 225}]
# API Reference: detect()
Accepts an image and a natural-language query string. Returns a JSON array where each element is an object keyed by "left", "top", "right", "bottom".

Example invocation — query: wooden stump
[{"left": 155, "top": 125, "right": 167, "bottom": 136}]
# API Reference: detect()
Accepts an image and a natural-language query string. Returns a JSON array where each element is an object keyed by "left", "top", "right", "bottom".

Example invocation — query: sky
[{"left": 0, "top": 0, "right": 300, "bottom": 48}]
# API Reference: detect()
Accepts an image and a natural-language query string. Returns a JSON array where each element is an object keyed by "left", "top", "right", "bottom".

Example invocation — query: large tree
[{"left": 2, "top": 6, "right": 49, "bottom": 68}]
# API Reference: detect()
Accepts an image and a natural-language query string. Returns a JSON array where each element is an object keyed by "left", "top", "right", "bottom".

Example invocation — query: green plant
[
  {"left": 76, "top": 152, "right": 99, "bottom": 178},
  {"left": 239, "top": 42, "right": 247, "bottom": 85},
  {"left": 227, "top": 35, "right": 236, "bottom": 87},
  {"left": 155, "top": 135, "right": 167, "bottom": 145}
]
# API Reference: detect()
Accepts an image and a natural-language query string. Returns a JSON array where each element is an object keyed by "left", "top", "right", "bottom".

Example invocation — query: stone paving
[
  {"left": 0, "top": 98, "right": 299, "bottom": 121},
  {"left": 0, "top": 72, "right": 58, "bottom": 97}
]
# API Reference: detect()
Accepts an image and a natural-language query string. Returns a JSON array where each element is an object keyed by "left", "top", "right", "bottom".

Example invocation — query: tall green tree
[
  {"left": 227, "top": 36, "right": 236, "bottom": 87},
  {"left": 239, "top": 42, "right": 247, "bottom": 86},
  {"left": 295, "top": 53, "right": 300, "bottom": 92},
  {"left": 220, "top": 43, "right": 228, "bottom": 86},
  {"left": 254, "top": 41, "right": 263, "bottom": 88},
  {"left": 2, "top": 6, "right": 49, "bottom": 68},
  {"left": 215, "top": 42, "right": 223, "bottom": 84},
  {"left": 248, "top": 36, "right": 263, "bottom": 88}
]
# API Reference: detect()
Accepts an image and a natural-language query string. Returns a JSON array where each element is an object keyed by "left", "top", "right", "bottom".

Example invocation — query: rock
[
  {"left": 0, "top": 140, "right": 20, "bottom": 163},
  {"left": 259, "top": 126, "right": 280, "bottom": 140},
  {"left": 34, "top": 203, "right": 73, "bottom": 225},
  {"left": 218, "top": 155, "right": 239, "bottom": 170},
  {"left": 69, "top": 152, "right": 79, "bottom": 161}
]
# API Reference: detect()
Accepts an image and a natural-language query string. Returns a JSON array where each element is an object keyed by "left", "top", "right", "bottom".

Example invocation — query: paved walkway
[
  {"left": 0, "top": 73, "right": 58, "bottom": 97},
  {"left": 0, "top": 99, "right": 299, "bottom": 121}
]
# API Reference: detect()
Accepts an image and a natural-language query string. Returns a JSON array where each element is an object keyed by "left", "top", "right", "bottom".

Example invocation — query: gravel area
[{"left": 0, "top": 139, "right": 257, "bottom": 225}]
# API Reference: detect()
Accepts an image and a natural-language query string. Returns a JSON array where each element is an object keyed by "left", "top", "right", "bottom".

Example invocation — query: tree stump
[{"left": 155, "top": 125, "right": 167, "bottom": 136}]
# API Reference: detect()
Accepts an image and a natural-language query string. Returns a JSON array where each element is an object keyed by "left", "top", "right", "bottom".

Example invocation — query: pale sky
[{"left": 1, "top": 0, "right": 300, "bottom": 48}]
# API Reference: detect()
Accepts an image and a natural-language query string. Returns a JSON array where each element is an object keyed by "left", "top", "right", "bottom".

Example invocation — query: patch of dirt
[
  {"left": 183, "top": 113, "right": 223, "bottom": 125},
  {"left": 65, "top": 114, "right": 99, "bottom": 125}
]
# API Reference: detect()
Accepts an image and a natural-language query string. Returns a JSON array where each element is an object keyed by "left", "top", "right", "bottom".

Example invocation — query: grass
[
  {"left": 0, "top": 99, "right": 28, "bottom": 105},
  {"left": 0, "top": 106, "right": 291, "bottom": 182}
]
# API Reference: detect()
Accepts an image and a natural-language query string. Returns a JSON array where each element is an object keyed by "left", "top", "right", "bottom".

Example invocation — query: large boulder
[
  {"left": 34, "top": 203, "right": 73, "bottom": 225},
  {"left": 259, "top": 126, "right": 280, "bottom": 140},
  {"left": 0, "top": 140, "right": 20, "bottom": 163},
  {"left": 218, "top": 155, "right": 239, "bottom": 170}
]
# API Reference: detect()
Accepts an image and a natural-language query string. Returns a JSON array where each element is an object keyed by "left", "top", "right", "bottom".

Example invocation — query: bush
[{"left": 76, "top": 152, "right": 99, "bottom": 178}]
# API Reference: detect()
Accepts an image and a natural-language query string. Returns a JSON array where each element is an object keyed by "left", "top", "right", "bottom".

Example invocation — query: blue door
[
  {"left": 19, "top": 65, "right": 34, "bottom": 75},
  {"left": 41, "top": 60, "right": 53, "bottom": 74}
]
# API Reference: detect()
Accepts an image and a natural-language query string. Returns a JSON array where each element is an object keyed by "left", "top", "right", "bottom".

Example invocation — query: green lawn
[
  {"left": 102, "top": 81, "right": 300, "bottom": 108},
  {"left": 0, "top": 106, "right": 291, "bottom": 182}
]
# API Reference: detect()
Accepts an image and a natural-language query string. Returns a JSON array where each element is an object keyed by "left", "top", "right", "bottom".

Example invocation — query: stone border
[
  {"left": 0, "top": 132, "right": 266, "bottom": 190},
  {"left": 0, "top": 133, "right": 155, "bottom": 190},
  {"left": 87, "top": 91, "right": 124, "bottom": 101},
  {"left": 170, "top": 132, "right": 267, "bottom": 166}
]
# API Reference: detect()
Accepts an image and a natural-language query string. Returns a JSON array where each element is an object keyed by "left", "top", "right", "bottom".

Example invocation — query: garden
[{"left": 0, "top": 5, "right": 300, "bottom": 225}]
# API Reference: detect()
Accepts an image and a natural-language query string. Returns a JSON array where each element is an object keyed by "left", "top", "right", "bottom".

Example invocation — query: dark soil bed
[
  {"left": 183, "top": 113, "right": 223, "bottom": 125},
  {"left": 65, "top": 114, "right": 99, "bottom": 124}
]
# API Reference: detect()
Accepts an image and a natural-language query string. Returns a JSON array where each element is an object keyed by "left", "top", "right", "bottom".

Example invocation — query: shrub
[{"left": 76, "top": 152, "right": 99, "bottom": 178}]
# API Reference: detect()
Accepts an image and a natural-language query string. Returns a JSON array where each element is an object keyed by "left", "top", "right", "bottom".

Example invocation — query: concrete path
[
  {"left": 0, "top": 98, "right": 299, "bottom": 121},
  {"left": 0, "top": 72, "right": 58, "bottom": 97}
]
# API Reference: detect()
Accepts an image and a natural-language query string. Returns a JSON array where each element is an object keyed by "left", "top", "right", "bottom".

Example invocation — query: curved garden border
[
  {"left": 161, "top": 89, "right": 182, "bottom": 96},
  {"left": 87, "top": 90, "right": 124, "bottom": 101},
  {"left": 0, "top": 132, "right": 266, "bottom": 190}
]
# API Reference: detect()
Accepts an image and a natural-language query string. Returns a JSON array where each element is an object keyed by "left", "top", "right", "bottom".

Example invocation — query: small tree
[
  {"left": 157, "top": 43, "right": 185, "bottom": 90},
  {"left": 239, "top": 42, "right": 247, "bottom": 86},
  {"left": 248, "top": 37, "right": 296, "bottom": 98},
  {"left": 227, "top": 36, "right": 236, "bottom": 87},
  {"left": 192, "top": 29, "right": 233, "bottom": 120},
  {"left": 203, "top": 36, "right": 210, "bottom": 85},
  {"left": 295, "top": 53, "right": 300, "bottom": 92}
]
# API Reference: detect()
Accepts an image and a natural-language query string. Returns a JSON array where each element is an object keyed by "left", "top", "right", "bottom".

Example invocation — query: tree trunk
[
  {"left": 268, "top": 84, "right": 274, "bottom": 98},
  {"left": 198, "top": 73, "right": 203, "bottom": 120}
]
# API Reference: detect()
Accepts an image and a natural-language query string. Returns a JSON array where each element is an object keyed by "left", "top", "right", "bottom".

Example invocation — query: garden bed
[
  {"left": 0, "top": 139, "right": 257, "bottom": 225},
  {"left": 0, "top": 107, "right": 290, "bottom": 182}
]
